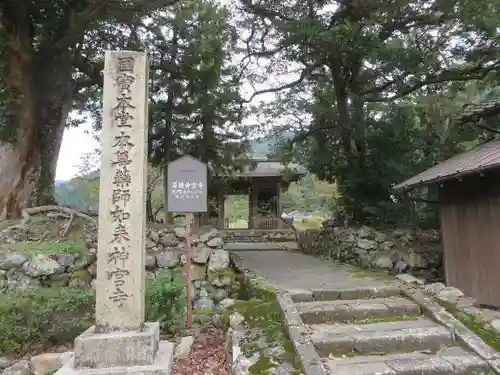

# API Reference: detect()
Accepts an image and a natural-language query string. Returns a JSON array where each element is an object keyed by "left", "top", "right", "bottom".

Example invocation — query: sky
[{"left": 56, "top": 123, "right": 99, "bottom": 181}]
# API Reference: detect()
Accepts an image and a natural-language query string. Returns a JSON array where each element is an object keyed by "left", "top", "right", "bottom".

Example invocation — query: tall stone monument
[{"left": 56, "top": 51, "right": 174, "bottom": 374}]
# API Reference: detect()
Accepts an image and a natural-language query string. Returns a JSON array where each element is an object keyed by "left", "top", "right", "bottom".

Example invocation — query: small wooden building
[
  {"left": 204, "top": 160, "right": 306, "bottom": 230},
  {"left": 395, "top": 138, "right": 500, "bottom": 307}
]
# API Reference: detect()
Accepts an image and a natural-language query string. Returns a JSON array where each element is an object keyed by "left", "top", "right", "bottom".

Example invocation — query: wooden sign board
[{"left": 167, "top": 155, "right": 208, "bottom": 213}]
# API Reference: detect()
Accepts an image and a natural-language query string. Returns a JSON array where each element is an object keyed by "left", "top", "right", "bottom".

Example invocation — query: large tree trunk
[{"left": 0, "top": 53, "right": 73, "bottom": 219}]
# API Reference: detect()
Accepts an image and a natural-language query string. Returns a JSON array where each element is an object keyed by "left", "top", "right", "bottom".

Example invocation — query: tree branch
[
  {"left": 241, "top": 61, "right": 322, "bottom": 103},
  {"left": 365, "top": 62, "right": 500, "bottom": 102},
  {"left": 53, "top": 0, "right": 182, "bottom": 52}
]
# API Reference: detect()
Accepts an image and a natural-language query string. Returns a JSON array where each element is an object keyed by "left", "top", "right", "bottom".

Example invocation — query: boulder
[
  {"left": 0, "top": 252, "right": 27, "bottom": 271},
  {"left": 159, "top": 232, "right": 180, "bottom": 247},
  {"left": 47, "top": 273, "right": 70, "bottom": 287},
  {"left": 30, "top": 352, "right": 72, "bottom": 375},
  {"left": 212, "top": 288, "right": 228, "bottom": 302},
  {"left": 436, "top": 286, "right": 464, "bottom": 304},
  {"left": 174, "top": 227, "right": 188, "bottom": 239},
  {"left": 206, "top": 236, "right": 224, "bottom": 249},
  {"left": 229, "top": 312, "right": 245, "bottom": 329},
  {"left": 87, "top": 263, "right": 97, "bottom": 278},
  {"left": 191, "top": 245, "right": 212, "bottom": 264},
  {"left": 22, "top": 254, "right": 64, "bottom": 277},
  {"left": 0, "top": 357, "right": 13, "bottom": 371},
  {"left": 424, "top": 282, "right": 446, "bottom": 295},
  {"left": 220, "top": 298, "right": 236, "bottom": 309},
  {"left": 194, "top": 296, "right": 214, "bottom": 310},
  {"left": 190, "top": 264, "right": 207, "bottom": 281},
  {"left": 491, "top": 319, "right": 500, "bottom": 333},
  {"left": 145, "top": 254, "right": 157, "bottom": 270},
  {"left": 1, "top": 360, "right": 33, "bottom": 375},
  {"left": 208, "top": 250, "right": 230, "bottom": 272},
  {"left": 404, "top": 252, "right": 428, "bottom": 269},
  {"left": 380, "top": 241, "right": 396, "bottom": 251},
  {"left": 174, "top": 336, "right": 194, "bottom": 359},
  {"left": 374, "top": 232, "right": 388, "bottom": 242},
  {"left": 199, "top": 228, "right": 219, "bottom": 243},
  {"left": 372, "top": 254, "right": 393, "bottom": 270},
  {"left": 69, "top": 269, "right": 92, "bottom": 286},
  {"left": 7, "top": 271, "right": 40, "bottom": 290},
  {"left": 73, "top": 253, "right": 96, "bottom": 270},
  {"left": 356, "top": 239, "right": 377, "bottom": 251},
  {"left": 156, "top": 249, "right": 180, "bottom": 268},
  {"left": 55, "top": 253, "right": 76, "bottom": 268},
  {"left": 391, "top": 260, "right": 409, "bottom": 274},
  {"left": 357, "top": 226, "right": 374, "bottom": 239}
]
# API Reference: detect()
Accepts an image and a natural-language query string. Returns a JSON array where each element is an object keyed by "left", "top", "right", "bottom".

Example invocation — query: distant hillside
[{"left": 249, "top": 131, "right": 295, "bottom": 158}]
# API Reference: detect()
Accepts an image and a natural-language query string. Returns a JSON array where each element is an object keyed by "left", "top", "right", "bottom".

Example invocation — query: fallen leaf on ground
[{"left": 172, "top": 328, "right": 227, "bottom": 375}]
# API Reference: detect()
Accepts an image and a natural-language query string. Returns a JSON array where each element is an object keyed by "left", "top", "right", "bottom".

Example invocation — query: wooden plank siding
[{"left": 439, "top": 170, "right": 500, "bottom": 308}]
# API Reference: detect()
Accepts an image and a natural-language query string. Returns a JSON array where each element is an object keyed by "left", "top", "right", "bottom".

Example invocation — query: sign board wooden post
[{"left": 167, "top": 155, "right": 208, "bottom": 328}]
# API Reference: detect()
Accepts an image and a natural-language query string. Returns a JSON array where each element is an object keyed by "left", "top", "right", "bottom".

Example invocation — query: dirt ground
[{"left": 172, "top": 328, "right": 228, "bottom": 375}]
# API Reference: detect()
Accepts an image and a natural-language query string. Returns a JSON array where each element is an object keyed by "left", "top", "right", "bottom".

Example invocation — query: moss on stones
[
  {"left": 70, "top": 270, "right": 92, "bottom": 283},
  {"left": 207, "top": 269, "right": 235, "bottom": 287},
  {"left": 46, "top": 273, "right": 70, "bottom": 287},
  {"left": 228, "top": 299, "right": 302, "bottom": 374},
  {"left": 447, "top": 306, "right": 500, "bottom": 353},
  {"left": 3, "top": 239, "right": 88, "bottom": 256},
  {"left": 353, "top": 314, "right": 421, "bottom": 324},
  {"left": 350, "top": 267, "right": 394, "bottom": 281},
  {"left": 245, "top": 277, "right": 278, "bottom": 302}
]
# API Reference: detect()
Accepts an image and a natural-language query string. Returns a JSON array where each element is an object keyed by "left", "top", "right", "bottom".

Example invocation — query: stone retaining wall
[
  {"left": 221, "top": 229, "right": 296, "bottom": 243},
  {"left": 0, "top": 226, "right": 236, "bottom": 309},
  {"left": 298, "top": 226, "right": 444, "bottom": 281}
]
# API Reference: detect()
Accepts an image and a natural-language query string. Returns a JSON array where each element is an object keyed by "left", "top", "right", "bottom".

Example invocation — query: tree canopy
[{"left": 3, "top": 0, "right": 500, "bottom": 227}]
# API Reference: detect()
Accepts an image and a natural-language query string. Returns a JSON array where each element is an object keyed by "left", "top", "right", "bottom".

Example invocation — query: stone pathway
[
  {"left": 231, "top": 250, "right": 389, "bottom": 291},
  {"left": 232, "top": 250, "right": 495, "bottom": 375}
]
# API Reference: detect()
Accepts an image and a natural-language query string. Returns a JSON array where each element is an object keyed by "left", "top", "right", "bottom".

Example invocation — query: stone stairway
[{"left": 287, "top": 285, "right": 492, "bottom": 375}]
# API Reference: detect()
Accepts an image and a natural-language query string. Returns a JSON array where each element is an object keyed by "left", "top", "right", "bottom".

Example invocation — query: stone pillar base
[{"left": 55, "top": 322, "right": 174, "bottom": 375}]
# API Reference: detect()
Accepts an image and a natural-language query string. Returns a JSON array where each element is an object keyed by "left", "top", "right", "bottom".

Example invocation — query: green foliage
[
  {"left": 280, "top": 173, "right": 336, "bottom": 214},
  {"left": 449, "top": 307, "right": 500, "bottom": 353},
  {"left": 240, "top": 0, "right": 500, "bottom": 227},
  {"left": 5, "top": 239, "right": 88, "bottom": 256},
  {"left": 0, "top": 271, "right": 187, "bottom": 355},
  {"left": 0, "top": 287, "right": 94, "bottom": 355},
  {"left": 146, "top": 269, "right": 187, "bottom": 331},
  {"left": 145, "top": 0, "right": 255, "bottom": 199},
  {"left": 225, "top": 195, "right": 249, "bottom": 222}
]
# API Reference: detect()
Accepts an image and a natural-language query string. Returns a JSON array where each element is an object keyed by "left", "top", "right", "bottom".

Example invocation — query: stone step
[
  {"left": 323, "top": 346, "right": 489, "bottom": 375},
  {"left": 296, "top": 297, "right": 421, "bottom": 324},
  {"left": 309, "top": 318, "right": 453, "bottom": 357},
  {"left": 224, "top": 242, "right": 298, "bottom": 251},
  {"left": 289, "top": 285, "right": 401, "bottom": 302}
]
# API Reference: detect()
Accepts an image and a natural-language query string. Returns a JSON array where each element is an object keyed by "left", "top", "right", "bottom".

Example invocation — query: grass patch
[
  {"left": 353, "top": 314, "right": 421, "bottom": 324},
  {"left": 227, "top": 299, "right": 302, "bottom": 375},
  {"left": 448, "top": 307, "right": 500, "bottom": 352},
  {"left": 0, "top": 287, "right": 95, "bottom": 356},
  {"left": 343, "top": 350, "right": 388, "bottom": 358},
  {"left": 0, "top": 269, "right": 186, "bottom": 356},
  {"left": 0, "top": 238, "right": 88, "bottom": 256},
  {"left": 350, "top": 268, "right": 394, "bottom": 281},
  {"left": 0, "top": 220, "right": 17, "bottom": 231}
]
